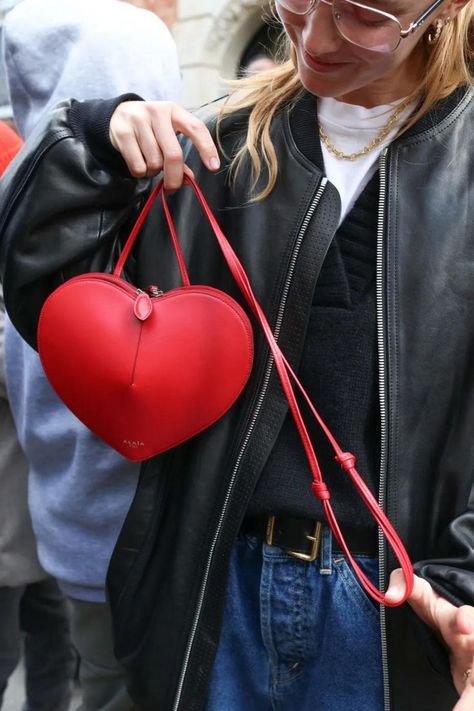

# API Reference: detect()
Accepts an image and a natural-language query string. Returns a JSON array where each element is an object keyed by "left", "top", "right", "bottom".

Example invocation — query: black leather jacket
[{"left": 0, "top": 88, "right": 473, "bottom": 711}]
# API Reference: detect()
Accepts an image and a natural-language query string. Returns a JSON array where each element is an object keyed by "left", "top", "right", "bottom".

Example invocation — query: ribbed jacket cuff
[{"left": 69, "top": 93, "right": 142, "bottom": 175}]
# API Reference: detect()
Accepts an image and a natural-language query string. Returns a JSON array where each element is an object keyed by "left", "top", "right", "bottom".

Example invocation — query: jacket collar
[
  {"left": 401, "top": 83, "right": 474, "bottom": 141},
  {"left": 288, "top": 91, "right": 324, "bottom": 171},
  {"left": 287, "top": 84, "right": 473, "bottom": 166}
]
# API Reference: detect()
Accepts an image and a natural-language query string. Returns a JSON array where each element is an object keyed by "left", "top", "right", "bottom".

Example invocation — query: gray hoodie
[
  {"left": 0, "top": 284, "right": 44, "bottom": 587},
  {"left": 3, "top": 0, "right": 181, "bottom": 137},
  {"left": 3, "top": 0, "right": 181, "bottom": 601}
]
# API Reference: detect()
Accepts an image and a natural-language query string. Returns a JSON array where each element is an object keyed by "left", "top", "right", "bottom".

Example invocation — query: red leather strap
[
  {"left": 114, "top": 182, "right": 190, "bottom": 287},
  {"left": 160, "top": 190, "right": 191, "bottom": 287},
  {"left": 119, "top": 174, "right": 414, "bottom": 607}
]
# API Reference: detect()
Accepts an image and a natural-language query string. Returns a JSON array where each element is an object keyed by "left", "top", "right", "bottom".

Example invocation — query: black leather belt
[{"left": 241, "top": 515, "right": 378, "bottom": 562}]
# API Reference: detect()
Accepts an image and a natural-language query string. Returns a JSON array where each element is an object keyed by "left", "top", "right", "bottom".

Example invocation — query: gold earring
[{"left": 426, "top": 19, "right": 443, "bottom": 45}]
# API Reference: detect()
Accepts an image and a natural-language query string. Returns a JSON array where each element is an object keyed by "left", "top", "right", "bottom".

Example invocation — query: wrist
[{"left": 69, "top": 94, "right": 143, "bottom": 174}]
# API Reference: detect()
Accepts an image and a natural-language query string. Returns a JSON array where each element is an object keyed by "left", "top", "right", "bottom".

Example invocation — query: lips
[{"left": 303, "top": 49, "right": 349, "bottom": 73}]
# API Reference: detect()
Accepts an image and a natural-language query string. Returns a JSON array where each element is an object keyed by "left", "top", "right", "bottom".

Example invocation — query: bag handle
[
  {"left": 114, "top": 185, "right": 190, "bottom": 286},
  {"left": 118, "top": 174, "right": 414, "bottom": 607}
]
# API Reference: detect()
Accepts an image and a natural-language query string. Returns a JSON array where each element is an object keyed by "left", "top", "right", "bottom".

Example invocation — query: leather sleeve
[
  {"left": 0, "top": 286, "right": 6, "bottom": 401},
  {"left": 0, "top": 99, "right": 151, "bottom": 350},
  {"left": 414, "top": 501, "right": 474, "bottom": 607},
  {"left": 404, "top": 505, "right": 474, "bottom": 689}
]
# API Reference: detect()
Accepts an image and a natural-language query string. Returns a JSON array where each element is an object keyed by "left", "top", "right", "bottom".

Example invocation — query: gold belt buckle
[{"left": 265, "top": 516, "right": 322, "bottom": 563}]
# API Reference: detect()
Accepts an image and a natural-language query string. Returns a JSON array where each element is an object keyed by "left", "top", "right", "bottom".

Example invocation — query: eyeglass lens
[
  {"left": 278, "top": 0, "right": 402, "bottom": 53},
  {"left": 333, "top": 1, "right": 401, "bottom": 52}
]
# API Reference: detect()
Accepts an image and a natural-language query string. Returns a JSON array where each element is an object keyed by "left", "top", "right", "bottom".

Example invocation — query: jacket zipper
[
  {"left": 172, "top": 177, "right": 328, "bottom": 711},
  {"left": 376, "top": 149, "right": 390, "bottom": 711}
]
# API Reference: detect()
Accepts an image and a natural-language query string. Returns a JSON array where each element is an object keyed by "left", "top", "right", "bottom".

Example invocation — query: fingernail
[{"left": 209, "top": 157, "right": 220, "bottom": 171}]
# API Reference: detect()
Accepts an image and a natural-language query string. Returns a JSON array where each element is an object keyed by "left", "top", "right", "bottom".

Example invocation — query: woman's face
[{"left": 277, "top": 0, "right": 451, "bottom": 106}]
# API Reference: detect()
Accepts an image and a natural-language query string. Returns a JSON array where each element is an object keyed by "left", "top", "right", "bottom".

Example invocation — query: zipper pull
[
  {"left": 145, "top": 285, "right": 164, "bottom": 297},
  {"left": 134, "top": 290, "right": 152, "bottom": 321}
]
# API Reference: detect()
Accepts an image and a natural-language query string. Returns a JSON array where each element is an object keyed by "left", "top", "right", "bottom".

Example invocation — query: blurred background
[{"left": 0, "top": 0, "right": 283, "bottom": 117}]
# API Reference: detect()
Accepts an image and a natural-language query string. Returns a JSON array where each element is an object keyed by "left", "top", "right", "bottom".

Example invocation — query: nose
[{"left": 302, "top": 0, "right": 345, "bottom": 56}]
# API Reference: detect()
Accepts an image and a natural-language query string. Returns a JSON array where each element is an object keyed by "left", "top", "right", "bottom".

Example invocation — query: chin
[
  {"left": 300, "top": 80, "right": 340, "bottom": 98},
  {"left": 298, "top": 70, "right": 344, "bottom": 99}
]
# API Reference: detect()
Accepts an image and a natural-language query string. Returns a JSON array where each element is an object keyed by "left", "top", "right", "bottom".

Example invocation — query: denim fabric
[{"left": 205, "top": 528, "right": 383, "bottom": 711}]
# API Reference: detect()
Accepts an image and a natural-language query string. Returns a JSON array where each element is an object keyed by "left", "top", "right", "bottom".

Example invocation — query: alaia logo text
[{"left": 123, "top": 439, "right": 145, "bottom": 449}]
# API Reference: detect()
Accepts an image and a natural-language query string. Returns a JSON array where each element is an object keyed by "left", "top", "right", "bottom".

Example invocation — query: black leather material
[
  {"left": 241, "top": 515, "right": 378, "bottom": 557},
  {"left": 0, "top": 88, "right": 473, "bottom": 711}
]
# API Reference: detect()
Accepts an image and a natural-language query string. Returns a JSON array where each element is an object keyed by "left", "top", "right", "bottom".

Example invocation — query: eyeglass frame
[{"left": 277, "top": 0, "right": 448, "bottom": 52}]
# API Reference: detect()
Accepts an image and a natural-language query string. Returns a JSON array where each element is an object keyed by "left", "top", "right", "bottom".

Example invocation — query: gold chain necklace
[{"left": 319, "top": 99, "right": 412, "bottom": 161}]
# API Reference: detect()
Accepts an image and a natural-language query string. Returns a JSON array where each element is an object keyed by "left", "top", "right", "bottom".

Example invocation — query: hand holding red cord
[{"left": 386, "top": 569, "right": 474, "bottom": 709}]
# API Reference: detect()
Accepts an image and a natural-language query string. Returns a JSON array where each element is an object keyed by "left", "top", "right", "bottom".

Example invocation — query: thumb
[
  {"left": 404, "top": 572, "right": 440, "bottom": 629},
  {"left": 385, "top": 568, "right": 407, "bottom": 605},
  {"left": 454, "top": 606, "right": 474, "bottom": 636}
]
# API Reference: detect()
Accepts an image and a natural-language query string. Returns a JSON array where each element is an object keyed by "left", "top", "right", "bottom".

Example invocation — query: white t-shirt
[{"left": 318, "top": 97, "right": 414, "bottom": 224}]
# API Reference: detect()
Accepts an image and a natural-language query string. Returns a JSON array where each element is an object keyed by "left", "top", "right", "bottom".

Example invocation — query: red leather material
[
  {"left": 134, "top": 291, "right": 152, "bottom": 321},
  {"left": 39, "top": 275, "right": 253, "bottom": 461},
  {"left": 38, "top": 247, "right": 253, "bottom": 460}
]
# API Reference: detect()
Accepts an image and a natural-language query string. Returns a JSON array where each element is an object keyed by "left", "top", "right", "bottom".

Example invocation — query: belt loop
[{"left": 320, "top": 526, "right": 332, "bottom": 574}]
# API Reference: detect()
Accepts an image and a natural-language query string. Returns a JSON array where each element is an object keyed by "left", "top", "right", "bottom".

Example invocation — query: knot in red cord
[
  {"left": 312, "top": 482, "right": 331, "bottom": 501},
  {"left": 335, "top": 451, "right": 356, "bottom": 471}
]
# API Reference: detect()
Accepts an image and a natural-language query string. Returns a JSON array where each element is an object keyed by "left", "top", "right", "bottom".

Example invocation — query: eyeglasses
[{"left": 276, "top": 0, "right": 446, "bottom": 53}]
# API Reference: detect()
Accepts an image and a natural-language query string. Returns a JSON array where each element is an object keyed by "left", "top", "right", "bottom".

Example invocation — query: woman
[{"left": 0, "top": 1, "right": 473, "bottom": 710}]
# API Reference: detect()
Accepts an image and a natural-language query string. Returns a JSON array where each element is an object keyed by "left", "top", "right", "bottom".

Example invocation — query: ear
[{"left": 443, "top": 0, "right": 471, "bottom": 19}]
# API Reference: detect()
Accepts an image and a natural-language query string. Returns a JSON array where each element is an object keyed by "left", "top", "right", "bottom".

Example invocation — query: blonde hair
[{"left": 218, "top": 4, "right": 474, "bottom": 201}]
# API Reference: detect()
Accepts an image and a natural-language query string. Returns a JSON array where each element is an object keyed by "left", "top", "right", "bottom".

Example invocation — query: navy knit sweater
[{"left": 248, "top": 106, "right": 380, "bottom": 535}]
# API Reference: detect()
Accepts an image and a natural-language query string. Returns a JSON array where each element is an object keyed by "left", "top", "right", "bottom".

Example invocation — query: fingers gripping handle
[{"left": 122, "top": 174, "right": 414, "bottom": 606}]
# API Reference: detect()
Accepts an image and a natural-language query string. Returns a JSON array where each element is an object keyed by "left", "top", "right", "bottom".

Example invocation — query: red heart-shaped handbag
[{"left": 38, "top": 177, "right": 254, "bottom": 461}]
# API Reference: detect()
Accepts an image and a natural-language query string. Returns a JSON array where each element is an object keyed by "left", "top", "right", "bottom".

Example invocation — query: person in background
[
  {"left": 1, "top": 1, "right": 181, "bottom": 709},
  {"left": 242, "top": 53, "right": 278, "bottom": 76},
  {"left": 0, "top": 120, "right": 75, "bottom": 711},
  {"left": 0, "top": 120, "right": 21, "bottom": 171}
]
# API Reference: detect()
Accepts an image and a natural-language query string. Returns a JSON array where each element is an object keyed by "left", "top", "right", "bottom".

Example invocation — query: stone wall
[
  {"left": 175, "top": 0, "right": 269, "bottom": 108},
  {"left": 117, "top": 0, "right": 271, "bottom": 107}
]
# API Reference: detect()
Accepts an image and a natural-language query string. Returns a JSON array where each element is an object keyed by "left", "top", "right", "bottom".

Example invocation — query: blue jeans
[{"left": 205, "top": 527, "right": 384, "bottom": 711}]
